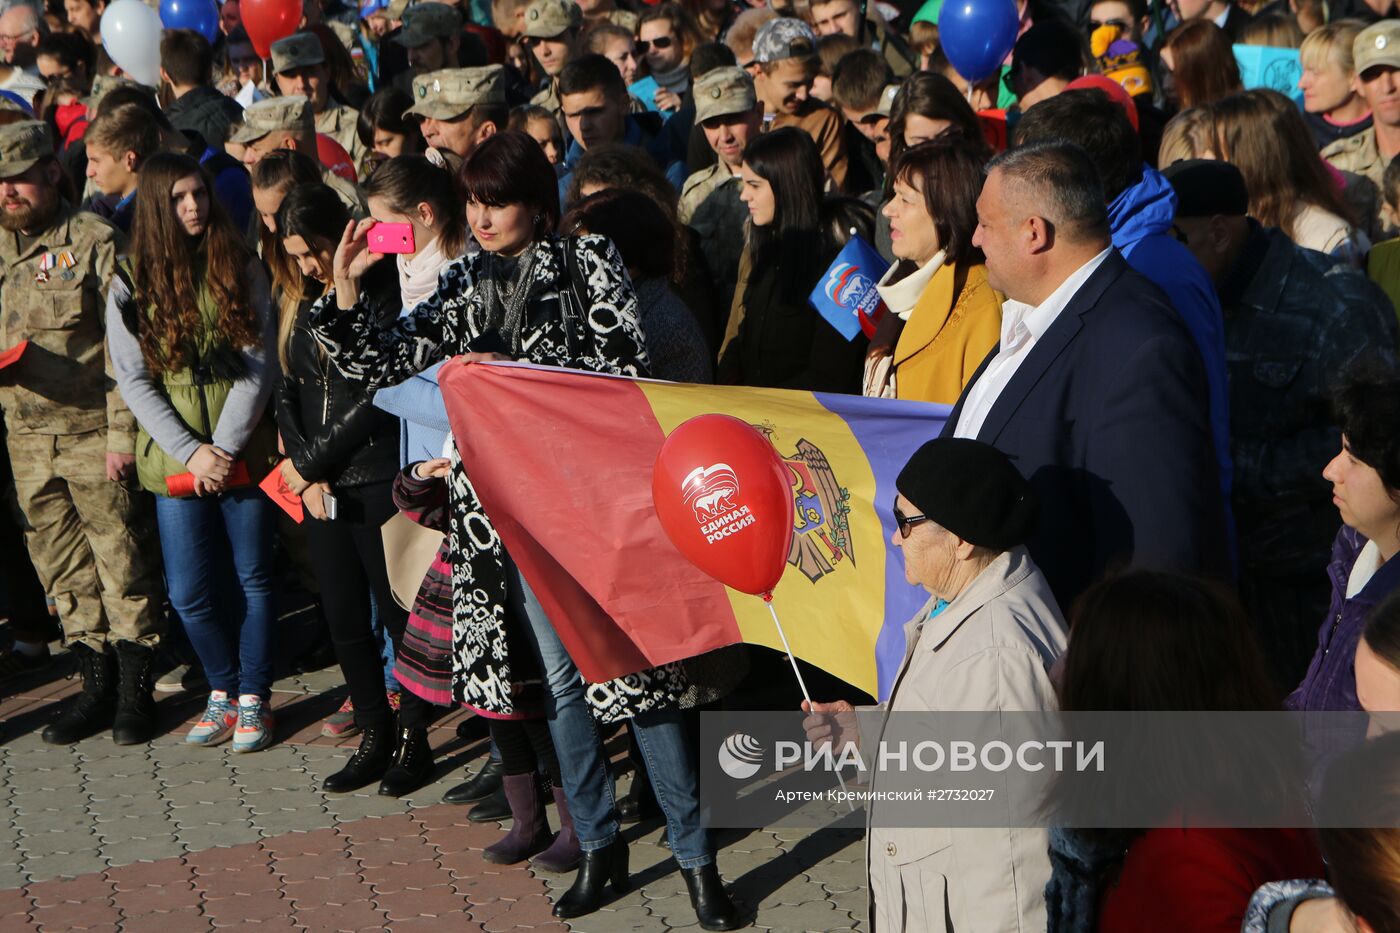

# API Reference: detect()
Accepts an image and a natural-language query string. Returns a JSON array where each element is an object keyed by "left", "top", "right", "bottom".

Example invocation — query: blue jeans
[
  {"left": 503, "top": 558, "right": 712, "bottom": 868},
  {"left": 154, "top": 488, "right": 276, "bottom": 698}
]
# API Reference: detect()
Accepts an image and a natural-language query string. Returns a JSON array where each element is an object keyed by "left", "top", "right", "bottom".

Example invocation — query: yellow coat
[{"left": 891, "top": 261, "right": 1002, "bottom": 405}]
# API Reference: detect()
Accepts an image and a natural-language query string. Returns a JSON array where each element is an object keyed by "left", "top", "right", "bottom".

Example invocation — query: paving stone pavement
[{"left": 0, "top": 654, "right": 869, "bottom": 931}]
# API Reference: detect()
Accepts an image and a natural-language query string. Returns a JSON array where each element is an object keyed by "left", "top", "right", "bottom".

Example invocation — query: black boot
[
  {"left": 443, "top": 755, "right": 503, "bottom": 805},
  {"left": 111, "top": 641, "right": 159, "bottom": 745},
  {"left": 552, "top": 838, "right": 629, "bottom": 919},
  {"left": 323, "top": 721, "right": 396, "bottom": 793},
  {"left": 378, "top": 726, "right": 434, "bottom": 798},
  {"left": 683, "top": 863, "right": 745, "bottom": 931},
  {"left": 468, "top": 782, "right": 512, "bottom": 821},
  {"left": 42, "top": 643, "right": 115, "bottom": 745}
]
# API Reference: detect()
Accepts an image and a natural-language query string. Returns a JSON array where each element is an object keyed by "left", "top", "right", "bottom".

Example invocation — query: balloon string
[{"left": 764, "top": 598, "right": 855, "bottom": 812}]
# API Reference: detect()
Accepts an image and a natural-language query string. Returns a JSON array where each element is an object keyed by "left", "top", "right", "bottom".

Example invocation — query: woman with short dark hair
[
  {"left": 865, "top": 138, "right": 1000, "bottom": 402},
  {"left": 885, "top": 71, "right": 987, "bottom": 163},
  {"left": 311, "top": 130, "right": 740, "bottom": 929},
  {"left": 356, "top": 87, "right": 426, "bottom": 178},
  {"left": 1289, "top": 368, "right": 1400, "bottom": 713},
  {"left": 719, "top": 126, "right": 872, "bottom": 392},
  {"left": 1161, "top": 20, "right": 1243, "bottom": 110}
]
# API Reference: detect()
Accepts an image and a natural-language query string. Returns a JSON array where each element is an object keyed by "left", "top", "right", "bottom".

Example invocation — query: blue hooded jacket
[
  {"left": 557, "top": 114, "right": 687, "bottom": 207},
  {"left": 1110, "top": 167, "right": 1234, "bottom": 518}
]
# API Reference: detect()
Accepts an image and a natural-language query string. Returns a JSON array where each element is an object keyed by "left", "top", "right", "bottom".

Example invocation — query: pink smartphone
[{"left": 367, "top": 222, "right": 415, "bottom": 254}]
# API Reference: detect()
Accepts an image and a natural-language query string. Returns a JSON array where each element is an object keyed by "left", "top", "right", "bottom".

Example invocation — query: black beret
[
  {"left": 895, "top": 438, "right": 1037, "bottom": 551},
  {"left": 1162, "top": 158, "right": 1249, "bottom": 219}
]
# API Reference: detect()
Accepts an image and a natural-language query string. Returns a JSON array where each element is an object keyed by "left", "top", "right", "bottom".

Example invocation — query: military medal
[
  {"left": 35, "top": 251, "right": 53, "bottom": 284},
  {"left": 58, "top": 250, "right": 76, "bottom": 281}
]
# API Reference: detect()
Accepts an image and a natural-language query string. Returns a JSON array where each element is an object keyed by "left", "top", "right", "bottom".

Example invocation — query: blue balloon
[
  {"left": 938, "top": 0, "right": 1020, "bottom": 85},
  {"left": 160, "top": 0, "right": 220, "bottom": 43}
]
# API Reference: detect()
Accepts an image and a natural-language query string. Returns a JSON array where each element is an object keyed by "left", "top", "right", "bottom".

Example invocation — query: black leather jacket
[{"left": 274, "top": 266, "right": 401, "bottom": 489}]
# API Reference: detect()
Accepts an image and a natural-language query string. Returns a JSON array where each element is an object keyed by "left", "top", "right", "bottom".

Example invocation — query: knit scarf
[
  {"left": 397, "top": 231, "right": 451, "bottom": 310},
  {"left": 651, "top": 63, "right": 690, "bottom": 97}
]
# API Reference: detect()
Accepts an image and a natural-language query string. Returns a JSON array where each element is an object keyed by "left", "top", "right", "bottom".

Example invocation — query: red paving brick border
[{"left": 9, "top": 804, "right": 570, "bottom": 932}]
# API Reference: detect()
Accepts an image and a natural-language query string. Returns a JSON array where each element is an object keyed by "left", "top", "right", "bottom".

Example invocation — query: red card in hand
[
  {"left": 259, "top": 459, "right": 305, "bottom": 523},
  {"left": 165, "top": 460, "right": 252, "bottom": 497},
  {"left": 0, "top": 340, "right": 28, "bottom": 369}
]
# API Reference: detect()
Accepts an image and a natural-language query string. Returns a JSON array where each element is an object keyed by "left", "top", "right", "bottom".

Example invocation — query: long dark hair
[
  {"left": 885, "top": 71, "right": 985, "bottom": 164},
  {"left": 743, "top": 126, "right": 825, "bottom": 306},
  {"left": 127, "top": 152, "right": 257, "bottom": 375},
  {"left": 363, "top": 154, "right": 468, "bottom": 260},
  {"left": 273, "top": 184, "right": 350, "bottom": 370},
  {"left": 1163, "top": 20, "right": 1243, "bottom": 109}
]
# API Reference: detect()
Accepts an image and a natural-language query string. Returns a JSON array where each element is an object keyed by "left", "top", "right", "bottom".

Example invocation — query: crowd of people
[{"left": 2, "top": 0, "right": 1400, "bottom": 928}]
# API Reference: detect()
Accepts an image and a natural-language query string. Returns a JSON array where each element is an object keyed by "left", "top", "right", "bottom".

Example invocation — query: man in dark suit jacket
[{"left": 944, "top": 141, "right": 1229, "bottom": 609}]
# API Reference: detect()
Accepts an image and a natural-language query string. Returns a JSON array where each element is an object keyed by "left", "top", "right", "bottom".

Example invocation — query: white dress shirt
[{"left": 953, "top": 249, "right": 1111, "bottom": 439}]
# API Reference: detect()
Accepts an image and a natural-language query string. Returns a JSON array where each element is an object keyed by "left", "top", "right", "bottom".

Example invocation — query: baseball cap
[
  {"left": 393, "top": 2, "right": 462, "bottom": 47},
  {"left": 752, "top": 17, "right": 817, "bottom": 65},
  {"left": 693, "top": 66, "right": 757, "bottom": 123},
  {"left": 405, "top": 66, "right": 506, "bottom": 120},
  {"left": 521, "top": 0, "right": 581, "bottom": 39},
  {"left": 230, "top": 95, "right": 315, "bottom": 144},
  {"left": 1162, "top": 159, "right": 1249, "bottom": 218},
  {"left": 0, "top": 121, "right": 53, "bottom": 177},
  {"left": 1354, "top": 20, "right": 1400, "bottom": 75},
  {"left": 270, "top": 32, "right": 325, "bottom": 75}
]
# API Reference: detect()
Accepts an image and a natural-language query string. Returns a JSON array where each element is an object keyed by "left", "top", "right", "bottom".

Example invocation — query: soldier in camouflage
[
  {"left": 1323, "top": 21, "right": 1400, "bottom": 235},
  {"left": 0, "top": 121, "right": 165, "bottom": 745}
]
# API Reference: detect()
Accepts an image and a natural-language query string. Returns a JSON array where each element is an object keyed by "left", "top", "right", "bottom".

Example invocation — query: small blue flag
[{"left": 809, "top": 236, "right": 891, "bottom": 341}]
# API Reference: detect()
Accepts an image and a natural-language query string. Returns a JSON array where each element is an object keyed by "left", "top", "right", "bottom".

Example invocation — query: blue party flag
[{"left": 809, "top": 236, "right": 891, "bottom": 341}]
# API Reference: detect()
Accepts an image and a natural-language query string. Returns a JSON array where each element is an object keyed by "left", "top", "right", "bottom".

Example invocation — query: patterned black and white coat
[{"left": 309, "top": 234, "right": 690, "bottom": 723}]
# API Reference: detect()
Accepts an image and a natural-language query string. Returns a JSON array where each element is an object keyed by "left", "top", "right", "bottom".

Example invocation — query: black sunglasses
[
  {"left": 892, "top": 501, "right": 931, "bottom": 539},
  {"left": 1088, "top": 17, "right": 1132, "bottom": 31},
  {"left": 636, "top": 35, "right": 674, "bottom": 53}
]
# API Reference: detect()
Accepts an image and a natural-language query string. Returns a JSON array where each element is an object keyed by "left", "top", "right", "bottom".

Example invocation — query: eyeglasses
[
  {"left": 636, "top": 35, "right": 674, "bottom": 52},
  {"left": 892, "top": 501, "right": 931, "bottom": 539},
  {"left": 1088, "top": 17, "right": 1131, "bottom": 31}
]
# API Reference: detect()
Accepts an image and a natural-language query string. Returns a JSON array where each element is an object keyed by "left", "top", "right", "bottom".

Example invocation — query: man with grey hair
[
  {"left": 945, "top": 140, "right": 1229, "bottom": 610},
  {"left": 0, "top": 2, "right": 42, "bottom": 69}
]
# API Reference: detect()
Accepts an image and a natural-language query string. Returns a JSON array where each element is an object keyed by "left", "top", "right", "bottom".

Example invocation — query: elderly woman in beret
[{"left": 805, "top": 437, "right": 1067, "bottom": 933}]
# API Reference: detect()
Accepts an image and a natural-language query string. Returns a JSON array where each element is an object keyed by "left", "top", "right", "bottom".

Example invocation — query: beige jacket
[{"left": 866, "top": 546, "right": 1066, "bottom": 933}]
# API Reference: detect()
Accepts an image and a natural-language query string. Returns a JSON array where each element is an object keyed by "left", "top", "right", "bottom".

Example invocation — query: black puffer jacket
[
  {"left": 275, "top": 265, "right": 401, "bottom": 489},
  {"left": 165, "top": 86, "right": 244, "bottom": 152}
]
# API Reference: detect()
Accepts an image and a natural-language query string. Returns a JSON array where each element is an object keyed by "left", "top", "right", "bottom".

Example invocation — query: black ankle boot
[
  {"left": 616, "top": 768, "right": 661, "bottom": 824},
  {"left": 323, "top": 721, "right": 396, "bottom": 793},
  {"left": 552, "top": 838, "right": 629, "bottom": 919},
  {"left": 683, "top": 863, "right": 745, "bottom": 931},
  {"left": 42, "top": 643, "right": 115, "bottom": 745},
  {"left": 378, "top": 726, "right": 434, "bottom": 797},
  {"left": 112, "top": 641, "right": 158, "bottom": 746},
  {"left": 443, "top": 756, "right": 503, "bottom": 805},
  {"left": 467, "top": 782, "right": 512, "bottom": 821}
]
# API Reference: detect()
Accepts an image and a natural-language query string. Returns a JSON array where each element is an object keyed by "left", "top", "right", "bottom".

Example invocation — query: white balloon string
[{"left": 764, "top": 597, "right": 855, "bottom": 811}]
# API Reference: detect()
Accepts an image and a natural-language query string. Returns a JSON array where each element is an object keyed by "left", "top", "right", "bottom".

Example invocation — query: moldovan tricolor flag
[{"left": 439, "top": 362, "right": 950, "bottom": 701}]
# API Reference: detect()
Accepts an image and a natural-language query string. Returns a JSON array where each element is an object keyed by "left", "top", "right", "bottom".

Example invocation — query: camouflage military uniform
[
  {"left": 0, "top": 201, "right": 163, "bottom": 650},
  {"left": 679, "top": 164, "right": 746, "bottom": 312},
  {"left": 1323, "top": 129, "right": 1395, "bottom": 235}
]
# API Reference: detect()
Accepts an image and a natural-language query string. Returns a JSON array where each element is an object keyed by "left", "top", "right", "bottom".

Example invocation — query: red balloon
[
  {"left": 315, "top": 133, "right": 356, "bottom": 182},
  {"left": 241, "top": 0, "right": 299, "bottom": 59},
  {"left": 652, "top": 414, "right": 795, "bottom": 596}
]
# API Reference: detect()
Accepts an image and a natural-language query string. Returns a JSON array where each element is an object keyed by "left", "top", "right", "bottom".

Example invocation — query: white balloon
[{"left": 99, "top": 0, "right": 164, "bottom": 88}]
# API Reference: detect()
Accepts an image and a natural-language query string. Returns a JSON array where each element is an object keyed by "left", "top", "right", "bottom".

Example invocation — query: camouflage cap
[
  {"left": 393, "top": 1, "right": 461, "bottom": 47},
  {"left": 1355, "top": 20, "right": 1400, "bottom": 75},
  {"left": 230, "top": 95, "right": 315, "bottom": 144},
  {"left": 752, "top": 17, "right": 817, "bottom": 64},
  {"left": 405, "top": 65, "right": 506, "bottom": 119},
  {"left": 874, "top": 83, "right": 899, "bottom": 118},
  {"left": 521, "top": 0, "right": 580, "bottom": 39},
  {"left": 693, "top": 66, "right": 757, "bottom": 123},
  {"left": 271, "top": 32, "right": 326, "bottom": 75},
  {"left": 83, "top": 74, "right": 151, "bottom": 110},
  {"left": 385, "top": 0, "right": 411, "bottom": 18},
  {"left": 0, "top": 121, "right": 53, "bottom": 177}
]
